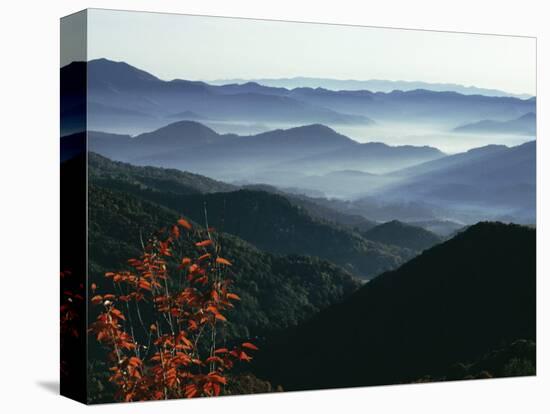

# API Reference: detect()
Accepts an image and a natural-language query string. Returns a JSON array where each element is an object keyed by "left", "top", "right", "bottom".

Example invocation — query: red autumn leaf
[
  {"left": 242, "top": 342, "right": 259, "bottom": 351},
  {"left": 227, "top": 293, "right": 241, "bottom": 301},
  {"left": 110, "top": 308, "right": 126, "bottom": 320},
  {"left": 239, "top": 350, "right": 252, "bottom": 361},
  {"left": 208, "top": 372, "right": 227, "bottom": 384},
  {"left": 215, "top": 313, "right": 227, "bottom": 322},
  {"left": 198, "top": 253, "right": 212, "bottom": 261},
  {"left": 216, "top": 257, "right": 232, "bottom": 266},
  {"left": 194, "top": 275, "right": 208, "bottom": 285},
  {"left": 138, "top": 280, "right": 152, "bottom": 291},
  {"left": 184, "top": 384, "right": 198, "bottom": 398},
  {"left": 128, "top": 356, "right": 142, "bottom": 367},
  {"left": 206, "top": 305, "right": 218, "bottom": 314},
  {"left": 178, "top": 333, "right": 193, "bottom": 348},
  {"left": 177, "top": 218, "right": 192, "bottom": 230},
  {"left": 195, "top": 239, "right": 213, "bottom": 248},
  {"left": 205, "top": 356, "right": 224, "bottom": 364},
  {"left": 91, "top": 295, "right": 103, "bottom": 305}
]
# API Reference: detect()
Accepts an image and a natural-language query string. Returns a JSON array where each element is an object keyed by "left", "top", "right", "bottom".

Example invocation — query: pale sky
[{"left": 85, "top": 8, "right": 536, "bottom": 95}]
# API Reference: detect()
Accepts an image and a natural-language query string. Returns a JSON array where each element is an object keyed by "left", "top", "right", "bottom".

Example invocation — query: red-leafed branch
[{"left": 88, "top": 218, "right": 257, "bottom": 401}]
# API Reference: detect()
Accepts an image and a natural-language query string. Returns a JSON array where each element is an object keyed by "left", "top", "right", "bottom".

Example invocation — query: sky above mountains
[{"left": 84, "top": 8, "right": 536, "bottom": 96}]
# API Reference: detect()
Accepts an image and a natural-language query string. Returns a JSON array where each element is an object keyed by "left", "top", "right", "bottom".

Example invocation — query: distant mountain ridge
[
  {"left": 64, "top": 59, "right": 536, "bottom": 134},
  {"left": 454, "top": 112, "right": 536, "bottom": 136},
  {"left": 83, "top": 59, "right": 374, "bottom": 133},
  {"left": 373, "top": 140, "right": 536, "bottom": 223},
  {"left": 209, "top": 76, "right": 532, "bottom": 99},
  {"left": 277, "top": 141, "right": 445, "bottom": 175}
]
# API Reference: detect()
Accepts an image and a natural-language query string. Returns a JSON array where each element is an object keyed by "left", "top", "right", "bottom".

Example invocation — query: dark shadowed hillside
[
  {"left": 253, "top": 222, "right": 535, "bottom": 390},
  {"left": 363, "top": 220, "right": 442, "bottom": 251}
]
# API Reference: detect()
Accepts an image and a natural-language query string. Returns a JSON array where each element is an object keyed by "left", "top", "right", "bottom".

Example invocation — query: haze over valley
[
  {"left": 62, "top": 59, "right": 535, "bottom": 153},
  {"left": 63, "top": 58, "right": 537, "bottom": 230}
]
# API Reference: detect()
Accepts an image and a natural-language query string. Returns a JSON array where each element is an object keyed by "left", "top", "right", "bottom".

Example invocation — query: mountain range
[
  {"left": 88, "top": 121, "right": 446, "bottom": 179},
  {"left": 209, "top": 76, "right": 533, "bottom": 99},
  {"left": 59, "top": 59, "right": 536, "bottom": 135},
  {"left": 374, "top": 140, "right": 536, "bottom": 223},
  {"left": 86, "top": 118, "right": 535, "bottom": 225}
]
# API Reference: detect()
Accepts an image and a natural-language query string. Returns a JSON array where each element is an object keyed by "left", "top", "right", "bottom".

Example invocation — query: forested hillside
[{"left": 252, "top": 222, "right": 536, "bottom": 390}]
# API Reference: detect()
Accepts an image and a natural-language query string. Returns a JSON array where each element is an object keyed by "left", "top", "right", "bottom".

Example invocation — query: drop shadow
[{"left": 36, "top": 380, "right": 59, "bottom": 395}]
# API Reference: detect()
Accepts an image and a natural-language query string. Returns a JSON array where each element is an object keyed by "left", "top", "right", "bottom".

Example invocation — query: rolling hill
[
  {"left": 374, "top": 141, "right": 536, "bottom": 224},
  {"left": 453, "top": 112, "right": 536, "bottom": 136},
  {"left": 253, "top": 222, "right": 536, "bottom": 390},
  {"left": 276, "top": 141, "right": 445, "bottom": 175}
]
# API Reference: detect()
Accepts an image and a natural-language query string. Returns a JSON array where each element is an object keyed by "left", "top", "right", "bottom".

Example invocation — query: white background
[{"left": 0, "top": 0, "right": 547, "bottom": 412}]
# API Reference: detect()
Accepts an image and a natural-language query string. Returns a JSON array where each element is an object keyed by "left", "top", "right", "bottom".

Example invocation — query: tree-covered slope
[
  {"left": 362, "top": 219, "right": 442, "bottom": 251},
  {"left": 89, "top": 152, "right": 236, "bottom": 194},
  {"left": 252, "top": 222, "right": 536, "bottom": 390},
  {"left": 242, "top": 183, "right": 377, "bottom": 232},
  {"left": 88, "top": 184, "right": 360, "bottom": 339}
]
